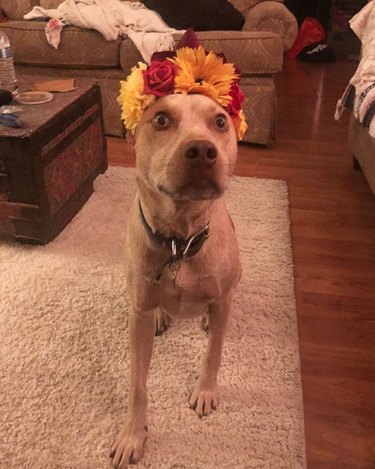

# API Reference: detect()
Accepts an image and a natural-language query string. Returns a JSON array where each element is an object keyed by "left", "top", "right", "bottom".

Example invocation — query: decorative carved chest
[{"left": 0, "top": 83, "right": 107, "bottom": 244}]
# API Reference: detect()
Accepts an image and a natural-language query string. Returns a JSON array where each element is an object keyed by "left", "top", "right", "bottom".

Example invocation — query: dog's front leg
[
  {"left": 111, "top": 308, "right": 155, "bottom": 468},
  {"left": 189, "top": 292, "right": 232, "bottom": 418}
]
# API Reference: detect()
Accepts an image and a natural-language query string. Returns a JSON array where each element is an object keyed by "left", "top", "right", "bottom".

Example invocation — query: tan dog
[{"left": 111, "top": 93, "right": 241, "bottom": 468}]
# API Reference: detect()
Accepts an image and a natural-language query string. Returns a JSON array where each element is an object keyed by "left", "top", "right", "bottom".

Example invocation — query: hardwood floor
[{"left": 106, "top": 58, "right": 375, "bottom": 469}]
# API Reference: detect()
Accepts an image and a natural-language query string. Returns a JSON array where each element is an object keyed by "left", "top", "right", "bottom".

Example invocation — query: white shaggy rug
[{"left": 0, "top": 167, "right": 306, "bottom": 468}]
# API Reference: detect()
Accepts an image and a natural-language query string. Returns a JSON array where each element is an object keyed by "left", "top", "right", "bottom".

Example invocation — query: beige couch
[
  {"left": 349, "top": 115, "right": 375, "bottom": 195},
  {"left": 1, "top": 0, "right": 297, "bottom": 144}
]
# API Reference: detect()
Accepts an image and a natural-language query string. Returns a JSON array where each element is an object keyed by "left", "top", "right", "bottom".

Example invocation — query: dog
[{"left": 110, "top": 92, "right": 241, "bottom": 468}]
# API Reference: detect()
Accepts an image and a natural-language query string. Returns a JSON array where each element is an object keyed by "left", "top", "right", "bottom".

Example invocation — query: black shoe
[{"left": 297, "top": 42, "right": 336, "bottom": 62}]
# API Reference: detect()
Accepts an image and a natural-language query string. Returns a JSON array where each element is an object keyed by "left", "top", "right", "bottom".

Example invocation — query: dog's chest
[
  {"left": 157, "top": 262, "right": 222, "bottom": 316},
  {"left": 176, "top": 264, "right": 222, "bottom": 299}
]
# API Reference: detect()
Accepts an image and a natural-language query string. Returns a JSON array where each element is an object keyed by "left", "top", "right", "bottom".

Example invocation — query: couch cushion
[
  {"left": 1, "top": 21, "right": 121, "bottom": 69},
  {"left": 39, "top": 1, "right": 64, "bottom": 7},
  {"left": 120, "top": 31, "right": 283, "bottom": 76},
  {"left": 1, "top": 0, "right": 37, "bottom": 20}
]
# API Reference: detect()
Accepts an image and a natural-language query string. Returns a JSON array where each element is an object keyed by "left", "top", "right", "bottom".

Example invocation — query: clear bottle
[{"left": 0, "top": 29, "right": 18, "bottom": 94}]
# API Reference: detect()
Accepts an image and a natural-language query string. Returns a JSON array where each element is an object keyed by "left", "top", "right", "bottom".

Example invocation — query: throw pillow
[
  {"left": 230, "top": 0, "right": 284, "bottom": 17},
  {"left": 141, "top": 0, "right": 245, "bottom": 31}
]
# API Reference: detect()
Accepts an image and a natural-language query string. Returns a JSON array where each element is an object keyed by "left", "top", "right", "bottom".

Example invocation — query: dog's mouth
[{"left": 158, "top": 178, "right": 224, "bottom": 201}]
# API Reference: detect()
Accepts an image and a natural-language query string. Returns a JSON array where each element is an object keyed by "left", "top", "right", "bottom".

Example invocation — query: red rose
[
  {"left": 227, "top": 81, "right": 245, "bottom": 118},
  {"left": 142, "top": 60, "right": 177, "bottom": 98}
]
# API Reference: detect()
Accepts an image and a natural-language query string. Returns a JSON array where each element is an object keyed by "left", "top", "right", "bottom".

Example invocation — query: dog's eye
[
  {"left": 215, "top": 114, "right": 228, "bottom": 132},
  {"left": 152, "top": 112, "right": 171, "bottom": 130}
]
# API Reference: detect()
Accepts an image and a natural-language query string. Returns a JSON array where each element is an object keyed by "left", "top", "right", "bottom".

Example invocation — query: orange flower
[
  {"left": 118, "top": 62, "right": 156, "bottom": 134},
  {"left": 169, "top": 46, "right": 239, "bottom": 106},
  {"left": 233, "top": 110, "right": 248, "bottom": 140}
]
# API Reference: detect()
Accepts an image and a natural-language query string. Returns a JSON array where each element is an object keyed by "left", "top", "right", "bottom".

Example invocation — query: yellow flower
[
  {"left": 117, "top": 62, "right": 156, "bottom": 134},
  {"left": 169, "top": 46, "right": 239, "bottom": 106},
  {"left": 233, "top": 110, "right": 248, "bottom": 140}
]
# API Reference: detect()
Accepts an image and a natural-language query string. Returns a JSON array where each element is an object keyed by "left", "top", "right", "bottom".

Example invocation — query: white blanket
[
  {"left": 335, "top": 0, "right": 375, "bottom": 123},
  {"left": 24, "top": 0, "right": 182, "bottom": 63},
  {"left": 348, "top": 0, "right": 375, "bottom": 91}
]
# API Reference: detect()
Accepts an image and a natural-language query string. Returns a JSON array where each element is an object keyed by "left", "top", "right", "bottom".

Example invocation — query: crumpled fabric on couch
[
  {"left": 24, "top": 0, "right": 182, "bottom": 63},
  {"left": 335, "top": 1, "right": 375, "bottom": 136},
  {"left": 348, "top": 0, "right": 375, "bottom": 92}
]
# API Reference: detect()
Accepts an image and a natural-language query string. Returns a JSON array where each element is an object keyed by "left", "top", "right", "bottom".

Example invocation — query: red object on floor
[{"left": 287, "top": 17, "right": 326, "bottom": 59}]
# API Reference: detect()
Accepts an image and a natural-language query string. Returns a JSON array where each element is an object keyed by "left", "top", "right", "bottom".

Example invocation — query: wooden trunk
[{"left": 0, "top": 83, "right": 107, "bottom": 244}]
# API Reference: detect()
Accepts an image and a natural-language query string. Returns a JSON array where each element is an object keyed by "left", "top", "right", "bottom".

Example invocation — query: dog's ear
[{"left": 126, "top": 131, "right": 136, "bottom": 146}]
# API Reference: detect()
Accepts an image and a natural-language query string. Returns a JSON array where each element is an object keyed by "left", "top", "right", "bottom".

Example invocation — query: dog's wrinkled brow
[{"left": 146, "top": 95, "right": 223, "bottom": 122}]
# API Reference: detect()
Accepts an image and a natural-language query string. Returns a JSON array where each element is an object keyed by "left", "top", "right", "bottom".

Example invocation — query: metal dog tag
[{"left": 168, "top": 261, "right": 180, "bottom": 286}]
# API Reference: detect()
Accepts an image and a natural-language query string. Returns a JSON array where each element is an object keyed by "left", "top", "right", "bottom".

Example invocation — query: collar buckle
[
  {"left": 182, "top": 225, "right": 210, "bottom": 261},
  {"left": 171, "top": 239, "right": 177, "bottom": 260}
]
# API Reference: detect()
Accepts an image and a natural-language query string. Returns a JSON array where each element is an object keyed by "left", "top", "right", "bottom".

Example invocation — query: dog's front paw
[
  {"left": 110, "top": 420, "right": 147, "bottom": 468},
  {"left": 189, "top": 382, "right": 218, "bottom": 418}
]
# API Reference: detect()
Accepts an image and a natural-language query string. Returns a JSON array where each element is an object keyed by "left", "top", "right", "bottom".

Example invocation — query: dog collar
[{"left": 139, "top": 201, "right": 210, "bottom": 281}]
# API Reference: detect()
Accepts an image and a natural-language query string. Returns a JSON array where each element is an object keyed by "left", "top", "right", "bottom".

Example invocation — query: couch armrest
[
  {"left": 242, "top": 1, "right": 298, "bottom": 51},
  {"left": 1, "top": 0, "right": 34, "bottom": 20}
]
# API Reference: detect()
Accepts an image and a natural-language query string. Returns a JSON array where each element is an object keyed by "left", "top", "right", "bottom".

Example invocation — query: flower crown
[{"left": 118, "top": 29, "right": 248, "bottom": 140}]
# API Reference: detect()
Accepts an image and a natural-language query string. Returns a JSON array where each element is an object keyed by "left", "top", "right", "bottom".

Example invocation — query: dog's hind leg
[
  {"left": 155, "top": 307, "right": 172, "bottom": 336},
  {"left": 200, "top": 314, "right": 209, "bottom": 334}
]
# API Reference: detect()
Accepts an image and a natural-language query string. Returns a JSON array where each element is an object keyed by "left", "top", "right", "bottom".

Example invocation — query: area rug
[{"left": 0, "top": 167, "right": 306, "bottom": 469}]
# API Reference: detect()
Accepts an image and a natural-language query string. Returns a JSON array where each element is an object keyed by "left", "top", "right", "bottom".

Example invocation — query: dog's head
[
  {"left": 118, "top": 30, "right": 247, "bottom": 201},
  {"left": 134, "top": 93, "right": 238, "bottom": 201}
]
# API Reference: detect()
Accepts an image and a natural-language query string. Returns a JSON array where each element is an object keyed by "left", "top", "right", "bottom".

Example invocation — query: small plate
[{"left": 14, "top": 91, "right": 54, "bottom": 105}]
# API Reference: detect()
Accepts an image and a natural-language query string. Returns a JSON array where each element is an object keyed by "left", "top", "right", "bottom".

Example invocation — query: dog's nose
[{"left": 184, "top": 140, "right": 217, "bottom": 167}]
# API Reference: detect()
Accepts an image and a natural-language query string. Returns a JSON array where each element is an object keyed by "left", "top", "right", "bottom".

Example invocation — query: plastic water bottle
[{"left": 0, "top": 29, "right": 18, "bottom": 94}]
